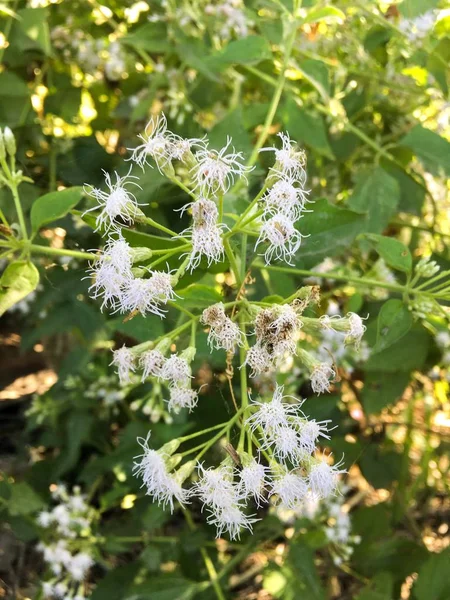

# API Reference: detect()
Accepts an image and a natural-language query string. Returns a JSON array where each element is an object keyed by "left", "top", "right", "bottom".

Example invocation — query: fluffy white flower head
[
  {"left": 270, "top": 471, "right": 308, "bottom": 509},
  {"left": 129, "top": 113, "right": 175, "bottom": 170},
  {"left": 262, "top": 132, "right": 307, "bottom": 181},
  {"left": 140, "top": 349, "right": 166, "bottom": 380},
  {"left": 84, "top": 170, "right": 143, "bottom": 232},
  {"left": 161, "top": 354, "right": 191, "bottom": 385},
  {"left": 256, "top": 213, "right": 303, "bottom": 265},
  {"left": 309, "top": 457, "right": 345, "bottom": 499},
  {"left": 111, "top": 345, "right": 135, "bottom": 384},
  {"left": 310, "top": 363, "right": 335, "bottom": 395},
  {"left": 206, "top": 504, "right": 257, "bottom": 540},
  {"left": 193, "top": 136, "right": 253, "bottom": 193},
  {"left": 167, "top": 386, "right": 198, "bottom": 413}
]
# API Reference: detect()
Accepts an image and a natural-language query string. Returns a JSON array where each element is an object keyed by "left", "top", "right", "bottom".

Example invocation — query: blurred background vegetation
[{"left": 0, "top": 0, "right": 449, "bottom": 599}]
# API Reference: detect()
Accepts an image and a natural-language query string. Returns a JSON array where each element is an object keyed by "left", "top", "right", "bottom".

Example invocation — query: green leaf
[
  {"left": 295, "top": 199, "right": 365, "bottom": 268},
  {"left": 365, "top": 327, "right": 430, "bottom": 373},
  {"left": 364, "top": 234, "right": 412, "bottom": 274},
  {"left": 373, "top": 299, "right": 413, "bottom": 353},
  {"left": 303, "top": 6, "right": 345, "bottom": 24},
  {"left": 401, "top": 125, "right": 450, "bottom": 177},
  {"left": 413, "top": 547, "right": 450, "bottom": 600},
  {"left": 283, "top": 100, "right": 334, "bottom": 158},
  {"left": 176, "top": 284, "right": 222, "bottom": 309},
  {"left": 91, "top": 564, "right": 140, "bottom": 600},
  {"left": 31, "top": 187, "right": 84, "bottom": 232},
  {"left": 355, "top": 572, "right": 394, "bottom": 600},
  {"left": 8, "top": 482, "right": 45, "bottom": 516},
  {"left": 348, "top": 168, "right": 400, "bottom": 234},
  {"left": 53, "top": 411, "right": 94, "bottom": 478},
  {"left": 17, "top": 8, "right": 52, "bottom": 55},
  {"left": 286, "top": 541, "right": 326, "bottom": 600},
  {"left": 361, "top": 371, "right": 410, "bottom": 414},
  {"left": 128, "top": 576, "right": 199, "bottom": 600},
  {"left": 218, "top": 35, "right": 272, "bottom": 66},
  {"left": 122, "top": 22, "right": 171, "bottom": 53},
  {"left": 359, "top": 445, "right": 402, "bottom": 489},
  {"left": 0, "top": 261, "right": 39, "bottom": 316}
]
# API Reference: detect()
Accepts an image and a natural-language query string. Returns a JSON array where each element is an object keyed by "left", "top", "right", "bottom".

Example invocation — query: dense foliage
[{"left": 0, "top": 1, "right": 449, "bottom": 599}]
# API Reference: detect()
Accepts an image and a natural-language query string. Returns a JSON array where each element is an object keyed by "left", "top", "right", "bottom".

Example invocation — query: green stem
[
  {"left": 10, "top": 183, "right": 28, "bottom": 242},
  {"left": 223, "top": 238, "right": 242, "bottom": 286},
  {"left": 178, "top": 421, "right": 233, "bottom": 443},
  {"left": 27, "top": 244, "right": 97, "bottom": 260},
  {"left": 139, "top": 216, "right": 180, "bottom": 239},
  {"left": 246, "top": 21, "right": 298, "bottom": 168},
  {"left": 255, "top": 263, "right": 437, "bottom": 298},
  {"left": 168, "top": 175, "right": 197, "bottom": 200},
  {"left": 183, "top": 509, "right": 226, "bottom": 600}
]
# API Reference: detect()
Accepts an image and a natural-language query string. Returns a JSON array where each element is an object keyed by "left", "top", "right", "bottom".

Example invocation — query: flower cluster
[
  {"left": 37, "top": 485, "right": 96, "bottom": 599},
  {"left": 399, "top": 10, "right": 436, "bottom": 43},
  {"left": 256, "top": 133, "right": 310, "bottom": 265},
  {"left": 245, "top": 302, "right": 305, "bottom": 376},
  {"left": 201, "top": 302, "right": 243, "bottom": 352},
  {"left": 134, "top": 385, "right": 344, "bottom": 540}
]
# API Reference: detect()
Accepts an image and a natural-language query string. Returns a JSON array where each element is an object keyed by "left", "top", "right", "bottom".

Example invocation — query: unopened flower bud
[
  {"left": 175, "top": 460, "right": 196, "bottom": 484},
  {"left": 131, "top": 247, "right": 153, "bottom": 263},
  {"left": 0, "top": 130, "right": 6, "bottom": 161},
  {"left": 165, "top": 453, "right": 183, "bottom": 471},
  {"left": 159, "top": 439, "right": 181, "bottom": 457},
  {"left": 3, "top": 127, "right": 16, "bottom": 157}
]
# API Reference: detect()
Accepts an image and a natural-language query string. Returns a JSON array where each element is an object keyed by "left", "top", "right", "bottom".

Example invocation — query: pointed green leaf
[
  {"left": 373, "top": 299, "right": 413, "bottom": 353},
  {"left": 31, "top": 187, "right": 84, "bottom": 232},
  {"left": 364, "top": 234, "right": 412, "bottom": 274}
]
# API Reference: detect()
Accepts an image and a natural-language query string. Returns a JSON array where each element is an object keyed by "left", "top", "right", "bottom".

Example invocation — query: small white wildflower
[
  {"left": 120, "top": 274, "right": 170, "bottom": 318},
  {"left": 270, "top": 304, "right": 302, "bottom": 337},
  {"left": 256, "top": 213, "right": 303, "bottom": 265},
  {"left": 244, "top": 343, "right": 273, "bottom": 376},
  {"left": 53, "top": 582, "right": 68, "bottom": 598},
  {"left": 193, "top": 136, "right": 253, "bottom": 193},
  {"left": 238, "top": 459, "right": 268, "bottom": 506},
  {"left": 194, "top": 463, "right": 238, "bottom": 510},
  {"left": 186, "top": 222, "right": 225, "bottom": 271},
  {"left": 42, "top": 582, "right": 54, "bottom": 597},
  {"left": 140, "top": 349, "right": 166, "bottom": 379},
  {"left": 67, "top": 552, "right": 94, "bottom": 581},
  {"left": 87, "top": 260, "right": 127, "bottom": 311},
  {"left": 261, "top": 132, "right": 307, "bottom": 181},
  {"left": 309, "top": 457, "right": 345, "bottom": 499},
  {"left": 310, "top": 363, "right": 335, "bottom": 395},
  {"left": 148, "top": 269, "right": 177, "bottom": 304},
  {"left": 101, "top": 234, "right": 133, "bottom": 272},
  {"left": 206, "top": 317, "right": 243, "bottom": 352},
  {"left": 84, "top": 170, "right": 143, "bottom": 232},
  {"left": 133, "top": 434, "right": 189, "bottom": 512},
  {"left": 298, "top": 419, "right": 331, "bottom": 453},
  {"left": 111, "top": 345, "right": 135, "bottom": 384},
  {"left": 160, "top": 354, "right": 191, "bottom": 385},
  {"left": 167, "top": 385, "right": 198, "bottom": 413},
  {"left": 263, "top": 174, "right": 310, "bottom": 221},
  {"left": 246, "top": 384, "right": 304, "bottom": 434},
  {"left": 345, "top": 312, "right": 366, "bottom": 347},
  {"left": 268, "top": 425, "right": 302, "bottom": 463},
  {"left": 128, "top": 113, "right": 174, "bottom": 170},
  {"left": 270, "top": 471, "right": 308, "bottom": 509},
  {"left": 206, "top": 504, "right": 257, "bottom": 540},
  {"left": 37, "top": 511, "right": 53, "bottom": 527},
  {"left": 190, "top": 197, "right": 219, "bottom": 226},
  {"left": 436, "top": 331, "right": 450, "bottom": 349}
]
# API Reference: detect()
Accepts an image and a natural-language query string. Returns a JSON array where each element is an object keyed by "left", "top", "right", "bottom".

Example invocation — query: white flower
[
  {"left": 261, "top": 132, "right": 307, "bottom": 181},
  {"left": 148, "top": 269, "right": 177, "bottom": 304},
  {"left": 310, "top": 363, "right": 335, "bottom": 395},
  {"left": 263, "top": 175, "right": 310, "bottom": 221},
  {"left": 140, "top": 349, "right": 166, "bottom": 379},
  {"left": 256, "top": 213, "right": 303, "bottom": 265},
  {"left": 186, "top": 222, "right": 225, "bottom": 271},
  {"left": 270, "top": 471, "right": 308, "bottom": 509},
  {"left": 194, "top": 463, "right": 238, "bottom": 510},
  {"left": 121, "top": 274, "right": 170, "bottom": 318},
  {"left": 298, "top": 419, "right": 331, "bottom": 453},
  {"left": 111, "top": 345, "right": 135, "bottom": 384},
  {"left": 189, "top": 198, "right": 219, "bottom": 226},
  {"left": 268, "top": 425, "right": 302, "bottom": 463},
  {"left": 244, "top": 343, "right": 273, "bottom": 376},
  {"left": 161, "top": 354, "right": 191, "bottom": 385},
  {"left": 167, "top": 385, "right": 198, "bottom": 413},
  {"left": 416, "top": 256, "right": 440, "bottom": 278},
  {"left": 101, "top": 234, "right": 133, "bottom": 272},
  {"left": 309, "top": 457, "right": 345, "bottom": 499},
  {"left": 246, "top": 384, "right": 304, "bottom": 434},
  {"left": 133, "top": 434, "right": 189, "bottom": 512},
  {"left": 192, "top": 136, "right": 253, "bottom": 193},
  {"left": 67, "top": 552, "right": 94, "bottom": 581},
  {"left": 345, "top": 312, "right": 366, "bottom": 347},
  {"left": 269, "top": 304, "right": 302, "bottom": 338},
  {"left": 87, "top": 260, "right": 128, "bottom": 311},
  {"left": 53, "top": 582, "right": 68, "bottom": 598},
  {"left": 84, "top": 170, "right": 143, "bottom": 232},
  {"left": 206, "top": 317, "right": 243, "bottom": 352},
  {"left": 37, "top": 511, "right": 53, "bottom": 527},
  {"left": 42, "top": 582, "right": 54, "bottom": 597},
  {"left": 206, "top": 504, "right": 257, "bottom": 540},
  {"left": 238, "top": 459, "right": 268, "bottom": 506},
  {"left": 436, "top": 331, "right": 450, "bottom": 349},
  {"left": 128, "top": 113, "right": 175, "bottom": 170}
]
